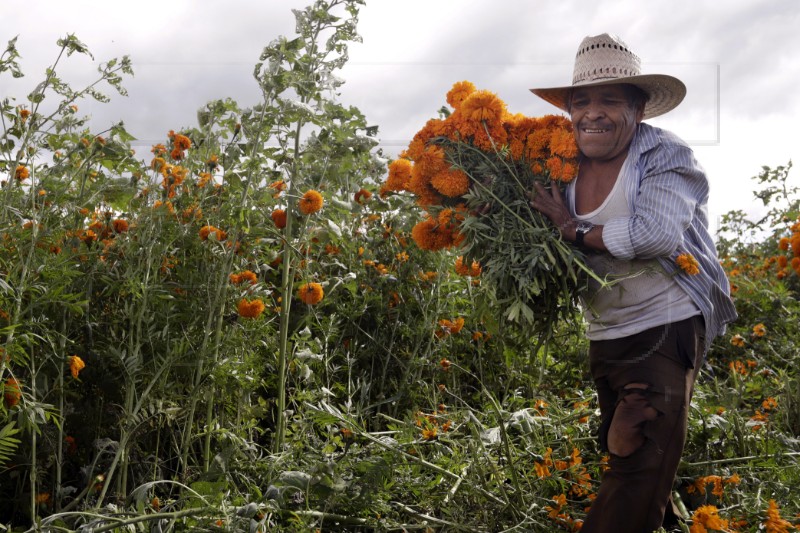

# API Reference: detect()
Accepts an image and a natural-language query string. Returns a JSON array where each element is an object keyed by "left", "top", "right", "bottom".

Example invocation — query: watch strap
[{"left": 575, "top": 227, "right": 587, "bottom": 248}]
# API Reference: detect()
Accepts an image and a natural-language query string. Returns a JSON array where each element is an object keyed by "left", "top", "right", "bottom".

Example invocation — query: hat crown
[{"left": 572, "top": 33, "right": 642, "bottom": 86}]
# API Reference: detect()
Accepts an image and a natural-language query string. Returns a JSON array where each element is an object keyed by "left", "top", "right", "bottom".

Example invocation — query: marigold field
[{"left": 1, "top": 2, "right": 799, "bottom": 532}]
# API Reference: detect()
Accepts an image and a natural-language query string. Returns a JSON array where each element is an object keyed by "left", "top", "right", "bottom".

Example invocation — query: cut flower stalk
[{"left": 388, "top": 80, "right": 607, "bottom": 333}]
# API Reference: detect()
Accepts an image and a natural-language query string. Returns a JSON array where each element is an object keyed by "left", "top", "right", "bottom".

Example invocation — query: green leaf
[{"left": 0, "top": 422, "right": 21, "bottom": 467}]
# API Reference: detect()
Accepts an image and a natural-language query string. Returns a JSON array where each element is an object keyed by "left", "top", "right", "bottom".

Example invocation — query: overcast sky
[{"left": 3, "top": 0, "right": 799, "bottom": 234}]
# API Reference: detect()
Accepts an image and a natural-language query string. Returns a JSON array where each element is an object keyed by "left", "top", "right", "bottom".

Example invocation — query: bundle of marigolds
[{"left": 383, "top": 81, "right": 600, "bottom": 330}]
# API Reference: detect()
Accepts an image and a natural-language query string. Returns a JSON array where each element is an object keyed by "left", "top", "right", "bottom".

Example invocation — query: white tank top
[{"left": 568, "top": 156, "right": 700, "bottom": 340}]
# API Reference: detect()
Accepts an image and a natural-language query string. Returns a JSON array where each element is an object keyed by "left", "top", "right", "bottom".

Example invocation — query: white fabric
[{"left": 568, "top": 153, "right": 700, "bottom": 340}]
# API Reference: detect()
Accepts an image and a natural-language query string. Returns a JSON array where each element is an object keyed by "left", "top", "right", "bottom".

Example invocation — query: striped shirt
[{"left": 571, "top": 123, "right": 737, "bottom": 352}]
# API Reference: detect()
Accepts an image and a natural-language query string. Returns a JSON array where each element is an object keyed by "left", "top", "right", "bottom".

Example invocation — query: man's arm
[{"left": 603, "top": 143, "right": 707, "bottom": 260}]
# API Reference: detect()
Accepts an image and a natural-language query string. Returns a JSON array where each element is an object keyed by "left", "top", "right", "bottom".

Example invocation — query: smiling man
[{"left": 528, "top": 34, "right": 737, "bottom": 532}]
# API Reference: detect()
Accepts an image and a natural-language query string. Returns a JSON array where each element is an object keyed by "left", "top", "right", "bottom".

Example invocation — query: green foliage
[
  {"left": 0, "top": 421, "right": 21, "bottom": 466},
  {"left": 1, "top": 2, "right": 799, "bottom": 532}
]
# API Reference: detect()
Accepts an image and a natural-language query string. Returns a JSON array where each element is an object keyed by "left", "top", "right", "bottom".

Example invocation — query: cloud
[{"left": 2, "top": 0, "right": 797, "bottom": 232}]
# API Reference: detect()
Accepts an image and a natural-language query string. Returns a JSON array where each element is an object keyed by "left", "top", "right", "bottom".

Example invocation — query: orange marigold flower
[
  {"left": 791, "top": 233, "right": 800, "bottom": 256},
  {"left": 430, "top": 168, "right": 470, "bottom": 197},
  {"left": 419, "top": 270, "right": 438, "bottom": 282},
  {"left": 268, "top": 180, "right": 287, "bottom": 198},
  {"left": 404, "top": 118, "right": 449, "bottom": 161},
  {"left": 197, "top": 172, "right": 212, "bottom": 188},
  {"left": 298, "top": 190, "right": 324, "bottom": 215},
  {"left": 172, "top": 133, "right": 191, "bottom": 151},
  {"left": 354, "top": 188, "right": 372, "bottom": 204},
  {"left": 297, "top": 282, "right": 324, "bottom": 305},
  {"left": 68, "top": 355, "right": 86, "bottom": 379},
  {"left": 151, "top": 143, "right": 168, "bottom": 156},
  {"left": 454, "top": 256, "right": 482, "bottom": 277},
  {"left": 459, "top": 89, "right": 506, "bottom": 126},
  {"left": 112, "top": 219, "right": 129, "bottom": 233},
  {"left": 199, "top": 225, "right": 227, "bottom": 241},
  {"left": 271, "top": 209, "right": 287, "bottom": 229},
  {"left": 676, "top": 253, "right": 700, "bottom": 275},
  {"left": 385, "top": 159, "right": 413, "bottom": 192},
  {"left": 15, "top": 165, "right": 29, "bottom": 181},
  {"left": 534, "top": 461, "right": 551, "bottom": 479},
  {"left": 446, "top": 80, "right": 477, "bottom": 110},
  {"left": 410, "top": 146, "right": 448, "bottom": 186},
  {"left": 421, "top": 426, "right": 438, "bottom": 441},
  {"left": 752, "top": 323, "right": 766, "bottom": 338},
  {"left": 690, "top": 505, "right": 730, "bottom": 533},
  {"left": 730, "top": 334, "right": 745, "bottom": 347},
  {"left": 153, "top": 200, "right": 175, "bottom": 214},
  {"left": 778, "top": 237, "right": 790, "bottom": 251},
  {"left": 440, "top": 358, "right": 451, "bottom": 371},
  {"left": 763, "top": 500, "right": 793, "bottom": 533},
  {"left": 237, "top": 298, "right": 265, "bottom": 319},
  {"left": 534, "top": 399, "right": 548, "bottom": 414},
  {"left": 411, "top": 216, "right": 459, "bottom": 251},
  {"left": 81, "top": 229, "right": 98, "bottom": 244},
  {"left": 437, "top": 317, "right": 465, "bottom": 337},
  {"left": 4, "top": 377, "right": 21, "bottom": 408},
  {"left": 544, "top": 493, "right": 567, "bottom": 519},
  {"left": 762, "top": 397, "right": 778, "bottom": 411},
  {"left": 549, "top": 125, "right": 579, "bottom": 159},
  {"left": 230, "top": 270, "right": 257, "bottom": 285}
]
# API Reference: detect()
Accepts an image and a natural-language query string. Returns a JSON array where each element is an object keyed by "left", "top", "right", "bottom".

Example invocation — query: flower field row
[{"left": 1, "top": 3, "right": 800, "bottom": 532}]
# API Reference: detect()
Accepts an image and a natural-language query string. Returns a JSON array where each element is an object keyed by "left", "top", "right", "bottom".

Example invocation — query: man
[{"left": 528, "top": 34, "right": 737, "bottom": 532}]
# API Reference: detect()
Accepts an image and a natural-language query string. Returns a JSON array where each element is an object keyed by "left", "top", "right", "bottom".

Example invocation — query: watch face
[{"left": 576, "top": 221, "right": 594, "bottom": 233}]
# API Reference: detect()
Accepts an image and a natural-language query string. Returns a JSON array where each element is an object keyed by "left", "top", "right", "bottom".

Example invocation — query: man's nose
[{"left": 584, "top": 103, "right": 606, "bottom": 119}]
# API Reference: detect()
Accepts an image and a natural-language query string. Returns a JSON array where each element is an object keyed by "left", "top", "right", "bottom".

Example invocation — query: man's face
[{"left": 569, "top": 84, "right": 644, "bottom": 162}]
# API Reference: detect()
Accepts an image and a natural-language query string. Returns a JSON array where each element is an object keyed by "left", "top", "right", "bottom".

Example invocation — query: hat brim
[{"left": 530, "top": 74, "right": 686, "bottom": 120}]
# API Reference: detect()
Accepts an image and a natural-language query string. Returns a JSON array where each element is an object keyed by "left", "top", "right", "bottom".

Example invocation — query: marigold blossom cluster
[
  {"left": 382, "top": 80, "right": 578, "bottom": 252},
  {"left": 3, "top": 377, "right": 21, "bottom": 408},
  {"left": 68, "top": 355, "right": 86, "bottom": 379},
  {"left": 299, "top": 190, "right": 324, "bottom": 215},
  {"left": 297, "top": 282, "right": 324, "bottom": 305},
  {"left": 237, "top": 298, "right": 266, "bottom": 319},
  {"left": 676, "top": 253, "right": 700, "bottom": 275},
  {"left": 689, "top": 505, "right": 730, "bottom": 533},
  {"left": 230, "top": 270, "right": 258, "bottom": 285}
]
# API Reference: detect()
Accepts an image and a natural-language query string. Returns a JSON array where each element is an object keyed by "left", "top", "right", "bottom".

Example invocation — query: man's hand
[{"left": 529, "top": 181, "right": 576, "bottom": 240}]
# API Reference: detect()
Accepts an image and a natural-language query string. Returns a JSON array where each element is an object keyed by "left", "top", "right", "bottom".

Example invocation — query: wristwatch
[{"left": 574, "top": 221, "right": 594, "bottom": 248}]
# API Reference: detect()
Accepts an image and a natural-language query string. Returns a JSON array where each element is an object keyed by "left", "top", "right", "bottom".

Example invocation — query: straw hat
[{"left": 530, "top": 33, "right": 686, "bottom": 120}]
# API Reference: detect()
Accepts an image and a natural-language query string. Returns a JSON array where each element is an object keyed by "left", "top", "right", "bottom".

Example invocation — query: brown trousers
[{"left": 581, "top": 316, "right": 705, "bottom": 533}]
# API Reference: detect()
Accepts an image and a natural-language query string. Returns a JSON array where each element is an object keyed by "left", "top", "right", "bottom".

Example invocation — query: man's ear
[{"left": 635, "top": 103, "right": 645, "bottom": 123}]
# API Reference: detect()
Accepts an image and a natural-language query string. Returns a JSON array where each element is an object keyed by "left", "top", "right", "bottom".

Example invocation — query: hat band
[{"left": 574, "top": 66, "right": 640, "bottom": 85}]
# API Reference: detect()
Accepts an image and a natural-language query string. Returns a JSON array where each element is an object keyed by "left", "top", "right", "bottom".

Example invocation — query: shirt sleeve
[{"left": 603, "top": 141, "right": 708, "bottom": 260}]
